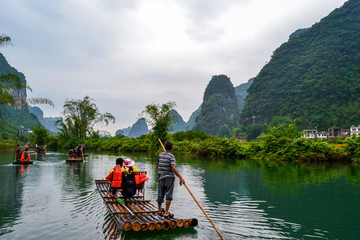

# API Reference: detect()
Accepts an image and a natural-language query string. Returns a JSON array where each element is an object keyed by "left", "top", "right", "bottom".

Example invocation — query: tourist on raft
[
  {"left": 20, "top": 146, "right": 30, "bottom": 162},
  {"left": 123, "top": 158, "right": 138, "bottom": 173},
  {"left": 75, "top": 143, "right": 83, "bottom": 159},
  {"left": 106, "top": 158, "right": 125, "bottom": 195},
  {"left": 16, "top": 145, "right": 22, "bottom": 161},
  {"left": 80, "top": 142, "right": 86, "bottom": 154},
  {"left": 157, "top": 141, "right": 185, "bottom": 219}
]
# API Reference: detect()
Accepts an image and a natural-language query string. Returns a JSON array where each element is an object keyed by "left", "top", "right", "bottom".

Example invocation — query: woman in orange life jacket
[
  {"left": 20, "top": 146, "right": 30, "bottom": 162},
  {"left": 106, "top": 158, "right": 125, "bottom": 196}
]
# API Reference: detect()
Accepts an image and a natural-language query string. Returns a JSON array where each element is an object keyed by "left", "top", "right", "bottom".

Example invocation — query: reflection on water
[{"left": 1, "top": 151, "right": 360, "bottom": 239}]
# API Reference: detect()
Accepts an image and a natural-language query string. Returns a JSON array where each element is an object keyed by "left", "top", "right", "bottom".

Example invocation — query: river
[{"left": 1, "top": 150, "right": 360, "bottom": 239}]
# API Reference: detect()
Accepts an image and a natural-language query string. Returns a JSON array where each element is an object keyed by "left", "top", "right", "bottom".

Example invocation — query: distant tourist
[
  {"left": 80, "top": 142, "right": 86, "bottom": 154},
  {"left": 21, "top": 147, "right": 30, "bottom": 162},
  {"left": 16, "top": 145, "right": 22, "bottom": 161},
  {"left": 76, "top": 144, "right": 83, "bottom": 159}
]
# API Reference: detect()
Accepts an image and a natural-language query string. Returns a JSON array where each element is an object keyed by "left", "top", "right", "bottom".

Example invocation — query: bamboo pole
[{"left": 158, "top": 138, "right": 225, "bottom": 240}]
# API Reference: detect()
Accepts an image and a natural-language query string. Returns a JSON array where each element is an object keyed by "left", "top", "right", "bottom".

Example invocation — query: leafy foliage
[
  {"left": 140, "top": 101, "right": 176, "bottom": 144},
  {"left": 255, "top": 124, "right": 348, "bottom": 161},
  {"left": 31, "top": 127, "right": 49, "bottom": 146},
  {"left": 0, "top": 73, "right": 27, "bottom": 107},
  {"left": 0, "top": 34, "right": 11, "bottom": 47},
  {"left": 172, "top": 130, "right": 210, "bottom": 141},
  {"left": 58, "top": 96, "right": 115, "bottom": 140}
]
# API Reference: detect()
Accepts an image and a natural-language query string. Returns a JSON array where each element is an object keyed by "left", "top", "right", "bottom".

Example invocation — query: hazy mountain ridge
[
  {"left": 28, "top": 106, "right": 62, "bottom": 133},
  {"left": 115, "top": 77, "right": 252, "bottom": 136}
]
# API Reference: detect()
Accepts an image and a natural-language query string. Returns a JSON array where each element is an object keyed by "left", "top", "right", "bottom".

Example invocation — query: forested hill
[
  {"left": 193, "top": 75, "right": 239, "bottom": 137},
  {"left": 240, "top": 0, "right": 360, "bottom": 130},
  {"left": 0, "top": 52, "right": 40, "bottom": 138},
  {"left": 0, "top": 52, "right": 27, "bottom": 107}
]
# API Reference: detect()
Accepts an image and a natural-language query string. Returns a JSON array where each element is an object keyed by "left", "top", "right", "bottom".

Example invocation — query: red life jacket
[
  {"left": 135, "top": 172, "right": 148, "bottom": 185},
  {"left": 111, "top": 165, "right": 123, "bottom": 188},
  {"left": 20, "top": 152, "right": 30, "bottom": 162}
]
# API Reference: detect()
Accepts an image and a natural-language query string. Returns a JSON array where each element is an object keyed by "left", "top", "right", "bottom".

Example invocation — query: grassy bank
[{"left": 0, "top": 140, "right": 16, "bottom": 151}]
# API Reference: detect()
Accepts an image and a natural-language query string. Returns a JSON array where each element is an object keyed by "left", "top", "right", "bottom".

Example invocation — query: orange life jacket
[
  {"left": 20, "top": 152, "right": 30, "bottom": 162},
  {"left": 135, "top": 172, "right": 148, "bottom": 185},
  {"left": 111, "top": 165, "right": 123, "bottom": 188}
]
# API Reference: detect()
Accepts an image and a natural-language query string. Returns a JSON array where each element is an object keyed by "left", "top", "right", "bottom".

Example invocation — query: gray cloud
[{"left": 0, "top": 0, "right": 348, "bottom": 134}]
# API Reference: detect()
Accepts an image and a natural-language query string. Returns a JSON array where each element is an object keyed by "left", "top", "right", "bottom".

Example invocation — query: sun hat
[{"left": 124, "top": 158, "right": 135, "bottom": 167}]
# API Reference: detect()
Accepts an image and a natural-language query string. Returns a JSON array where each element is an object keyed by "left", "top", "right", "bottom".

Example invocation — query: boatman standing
[{"left": 157, "top": 141, "right": 185, "bottom": 218}]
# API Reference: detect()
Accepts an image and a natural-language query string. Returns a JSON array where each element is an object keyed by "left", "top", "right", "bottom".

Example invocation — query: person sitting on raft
[
  {"left": 123, "top": 158, "right": 138, "bottom": 173},
  {"left": 106, "top": 158, "right": 125, "bottom": 196},
  {"left": 21, "top": 146, "right": 31, "bottom": 162},
  {"left": 68, "top": 149, "right": 75, "bottom": 158}
]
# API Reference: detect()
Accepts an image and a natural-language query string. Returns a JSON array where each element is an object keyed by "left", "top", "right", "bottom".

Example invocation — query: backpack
[{"left": 121, "top": 172, "right": 136, "bottom": 198}]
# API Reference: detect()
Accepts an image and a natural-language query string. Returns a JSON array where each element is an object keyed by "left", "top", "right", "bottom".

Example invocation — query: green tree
[
  {"left": 246, "top": 124, "right": 266, "bottom": 141},
  {"left": 141, "top": 101, "right": 176, "bottom": 142},
  {"left": 32, "top": 127, "right": 49, "bottom": 146},
  {"left": 1, "top": 35, "right": 53, "bottom": 116},
  {"left": 59, "top": 96, "right": 115, "bottom": 139},
  {"left": 218, "top": 125, "right": 231, "bottom": 138}
]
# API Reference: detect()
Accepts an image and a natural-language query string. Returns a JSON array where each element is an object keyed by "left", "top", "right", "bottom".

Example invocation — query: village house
[
  {"left": 303, "top": 129, "right": 328, "bottom": 140},
  {"left": 303, "top": 128, "right": 349, "bottom": 139},
  {"left": 303, "top": 129, "right": 318, "bottom": 139},
  {"left": 234, "top": 136, "right": 247, "bottom": 142},
  {"left": 327, "top": 128, "right": 349, "bottom": 139},
  {"left": 350, "top": 125, "right": 360, "bottom": 136}
]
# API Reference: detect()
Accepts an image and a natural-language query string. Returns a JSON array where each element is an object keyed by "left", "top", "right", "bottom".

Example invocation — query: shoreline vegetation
[
  {"left": 0, "top": 140, "right": 15, "bottom": 150},
  {"left": 7, "top": 124, "right": 360, "bottom": 162},
  {"left": 65, "top": 124, "right": 360, "bottom": 162}
]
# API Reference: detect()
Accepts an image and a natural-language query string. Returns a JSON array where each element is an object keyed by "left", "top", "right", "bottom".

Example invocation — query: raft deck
[
  {"left": 13, "top": 161, "right": 33, "bottom": 165},
  {"left": 95, "top": 179, "right": 198, "bottom": 232},
  {"left": 66, "top": 158, "right": 84, "bottom": 162}
]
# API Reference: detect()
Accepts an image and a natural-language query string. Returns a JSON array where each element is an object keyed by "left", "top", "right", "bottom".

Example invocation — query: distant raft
[
  {"left": 66, "top": 157, "right": 84, "bottom": 162},
  {"left": 95, "top": 178, "right": 198, "bottom": 232},
  {"left": 35, "top": 148, "right": 46, "bottom": 155},
  {"left": 13, "top": 161, "right": 33, "bottom": 165}
]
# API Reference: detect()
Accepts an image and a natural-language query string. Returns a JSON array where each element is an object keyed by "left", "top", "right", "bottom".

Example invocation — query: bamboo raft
[
  {"left": 35, "top": 149, "right": 46, "bottom": 155},
  {"left": 66, "top": 157, "right": 84, "bottom": 162},
  {"left": 13, "top": 161, "right": 33, "bottom": 165},
  {"left": 95, "top": 179, "right": 198, "bottom": 232}
]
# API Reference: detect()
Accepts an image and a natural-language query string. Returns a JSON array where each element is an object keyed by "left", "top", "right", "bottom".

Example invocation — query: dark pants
[
  {"left": 111, "top": 187, "right": 120, "bottom": 195},
  {"left": 157, "top": 177, "right": 175, "bottom": 203}
]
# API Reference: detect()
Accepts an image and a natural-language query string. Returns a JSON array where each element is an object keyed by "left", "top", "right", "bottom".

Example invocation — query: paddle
[
  {"left": 158, "top": 138, "right": 225, "bottom": 240},
  {"left": 12, "top": 129, "right": 20, "bottom": 162}
]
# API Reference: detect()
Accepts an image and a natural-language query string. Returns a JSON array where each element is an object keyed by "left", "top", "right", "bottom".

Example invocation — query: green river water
[{"left": 1, "top": 150, "right": 360, "bottom": 239}]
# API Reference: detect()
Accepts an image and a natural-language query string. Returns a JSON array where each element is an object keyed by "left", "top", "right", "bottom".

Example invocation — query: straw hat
[{"left": 124, "top": 158, "right": 135, "bottom": 167}]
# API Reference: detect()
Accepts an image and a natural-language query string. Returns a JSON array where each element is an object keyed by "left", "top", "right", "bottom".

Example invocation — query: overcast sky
[{"left": 0, "top": 0, "right": 347, "bottom": 135}]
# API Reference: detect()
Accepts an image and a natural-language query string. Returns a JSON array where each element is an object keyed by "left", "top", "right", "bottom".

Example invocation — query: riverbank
[
  {"left": 12, "top": 124, "right": 360, "bottom": 162},
  {"left": 81, "top": 129, "right": 354, "bottom": 162},
  {"left": 0, "top": 140, "right": 15, "bottom": 151}
]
